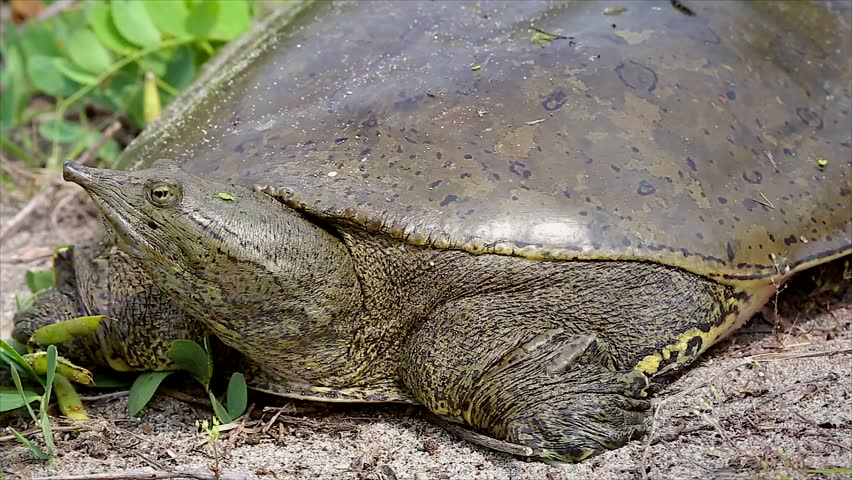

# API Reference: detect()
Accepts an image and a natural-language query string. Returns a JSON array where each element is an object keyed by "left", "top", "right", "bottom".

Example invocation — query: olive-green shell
[{"left": 119, "top": 0, "right": 851, "bottom": 286}]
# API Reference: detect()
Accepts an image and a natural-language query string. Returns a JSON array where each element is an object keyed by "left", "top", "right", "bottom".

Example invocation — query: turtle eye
[{"left": 146, "top": 181, "right": 181, "bottom": 207}]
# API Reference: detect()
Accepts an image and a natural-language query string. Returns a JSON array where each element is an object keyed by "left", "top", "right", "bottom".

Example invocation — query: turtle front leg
[
  {"left": 401, "top": 298, "right": 650, "bottom": 462},
  {"left": 13, "top": 240, "right": 206, "bottom": 372}
]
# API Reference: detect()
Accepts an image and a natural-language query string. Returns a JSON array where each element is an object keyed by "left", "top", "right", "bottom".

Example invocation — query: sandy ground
[{"left": 1, "top": 190, "right": 850, "bottom": 480}]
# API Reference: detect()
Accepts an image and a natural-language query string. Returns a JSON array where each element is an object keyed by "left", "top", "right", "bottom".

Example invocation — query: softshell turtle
[{"left": 14, "top": 0, "right": 851, "bottom": 462}]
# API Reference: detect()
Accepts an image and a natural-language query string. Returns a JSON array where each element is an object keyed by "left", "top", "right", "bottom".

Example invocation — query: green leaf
[
  {"left": 128, "top": 371, "right": 173, "bottom": 416},
  {"left": 186, "top": 0, "right": 220, "bottom": 39},
  {"left": 145, "top": 0, "right": 191, "bottom": 38},
  {"left": 213, "top": 0, "right": 251, "bottom": 41},
  {"left": 39, "top": 120, "right": 87, "bottom": 144},
  {"left": 67, "top": 28, "right": 112, "bottom": 74},
  {"left": 226, "top": 372, "right": 247, "bottom": 419},
  {"left": 19, "top": 22, "right": 61, "bottom": 59},
  {"left": 32, "top": 315, "right": 104, "bottom": 345},
  {"left": 0, "top": 389, "right": 41, "bottom": 412},
  {"left": 27, "top": 56, "right": 78, "bottom": 97},
  {"left": 86, "top": 1, "right": 137, "bottom": 55},
  {"left": 163, "top": 45, "right": 196, "bottom": 92},
  {"left": 54, "top": 58, "right": 100, "bottom": 85},
  {"left": 136, "top": 50, "right": 170, "bottom": 77},
  {"left": 0, "top": 35, "right": 31, "bottom": 127},
  {"left": 167, "top": 340, "right": 210, "bottom": 384},
  {"left": 40, "top": 346, "right": 58, "bottom": 455},
  {"left": 9, "top": 428, "right": 50, "bottom": 460},
  {"left": 110, "top": 0, "right": 162, "bottom": 48},
  {"left": 25, "top": 270, "right": 55, "bottom": 294},
  {"left": 1, "top": 339, "right": 43, "bottom": 387},
  {"left": 83, "top": 135, "right": 121, "bottom": 166},
  {"left": 209, "top": 391, "right": 233, "bottom": 424},
  {"left": 216, "top": 192, "right": 235, "bottom": 201}
]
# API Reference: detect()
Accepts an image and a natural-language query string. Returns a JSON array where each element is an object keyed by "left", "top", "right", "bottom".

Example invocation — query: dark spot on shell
[
  {"left": 726, "top": 242, "right": 735, "bottom": 262},
  {"left": 360, "top": 148, "right": 371, "bottom": 156},
  {"left": 562, "top": 191, "right": 571, "bottom": 198},
  {"left": 440, "top": 195, "right": 459, "bottom": 207},
  {"left": 335, "top": 137, "right": 349, "bottom": 145},
  {"left": 769, "top": 234, "right": 776, "bottom": 242},
  {"left": 404, "top": 136, "right": 417, "bottom": 144},
  {"left": 631, "top": 146, "right": 640, "bottom": 153},
  {"left": 725, "top": 90, "right": 736, "bottom": 100},
  {"left": 460, "top": 172, "right": 471, "bottom": 179},
  {"left": 491, "top": 173, "right": 501, "bottom": 181},
  {"left": 840, "top": 188, "right": 849, "bottom": 197},
  {"left": 234, "top": 144, "right": 245, "bottom": 153},
  {"left": 615, "top": 61, "right": 657, "bottom": 92},
  {"left": 436, "top": 152, "right": 443, "bottom": 159},
  {"left": 611, "top": 165, "right": 621, "bottom": 172},
  {"left": 429, "top": 180, "right": 442, "bottom": 188},
  {"left": 796, "top": 107, "right": 823, "bottom": 129},
  {"left": 783, "top": 235, "right": 798, "bottom": 246},
  {"left": 542, "top": 90, "right": 568, "bottom": 111},
  {"left": 686, "top": 157, "right": 697, "bottom": 172},
  {"left": 579, "top": 211, "right": 588, "bottom": 216},
  {"left": 147, "top": 221, "right": 158, "bottom": 230},
  {"left": 718, "top": 197, "right": 728, "bottom": 204},
  {"left": 464, "top": 154, "right": 473, "bottom": 159},
  {"left": 696, "top": 232, "right": 704, "bottom": 240},
  {"left": 637, "top": 180, "right": 656, "bottom": 196},
  {"left": 622, "top": 237, "right": 631, "bottom": 246},
  {"left": 742, "top": 170, "right": 763, "bottom": 184}
]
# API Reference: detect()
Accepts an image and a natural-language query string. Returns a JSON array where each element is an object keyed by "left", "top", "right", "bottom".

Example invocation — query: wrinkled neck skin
[
  {"left": 74, "top": 163, "right": 364, "bottom": 385},
  {"left": 148, "top": 197, "right": 364, "bottom": 382}
]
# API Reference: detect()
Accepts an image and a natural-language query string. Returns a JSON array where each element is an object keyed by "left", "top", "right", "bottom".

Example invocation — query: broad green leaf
[
  {"left": 136, "top": 50, "right": 169, "bottom": 77},
  {"left": 0, "top": 41, "right": 31, "bottom": 127},
  {"left": 186, "top": 0, "right": 220, "bottom": 39},
  {"left": 55, "top": 58, "right": 100, "bottom": 85},
  {"left": 83, "top": 135, "right": 121, "bottom": 166},
  {"left": 226, "top": 372, "right": 247, "bottom": 419},
  {"left": 25, "top": 270, "right": 55, "bottom": 294},
  {"left": 213, "top": 0, "right": 251, "bottom": 41},
  {"left": 110, "top": 0, "right": 162, "bottom": 48},
  {"left": 163, "top": 45, "right": 196, "bottom": 92},
  {"left": 0, "top": 389, "right": 40, "bottom": 412},
  {"left": 38, "top": 120, "right": 87, "bottom": 144},
  {"left": 145, "top": 0, "right": 191, "bottom": 38},
  {"left": 86, "top": 1, "right": 137, "bottom": 55},
  {"left": 19, "top": 22, "right": 61, "bottom": 59},
  {"left": 209, "top": 391, "right": 233, "bottom": 424},
  {"left": 26, "top": 56, "right": 77, "bottom": 97},
  {"left": 32, "top": 315, "right": 103, "bottom": 346},
  {"left": 167, "top": 340, "right": 210, "bottom": 384},
  {"left": 128, "top": 371, "right": 172, "bottom": 416},
  {"left": 67, "top": 28, "right": 112, "bottom": 74}
]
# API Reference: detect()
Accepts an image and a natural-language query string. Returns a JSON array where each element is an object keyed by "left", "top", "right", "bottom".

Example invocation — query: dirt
[{"left": 1, "top": 192, "right": 850, "bottom": 480}]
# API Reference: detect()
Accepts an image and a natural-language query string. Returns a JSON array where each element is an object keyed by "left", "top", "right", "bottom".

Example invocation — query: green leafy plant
[
  {"left": 129, "top": 338, "right": 248, "bottom": 424},
  {"left": 1, "top": 0, "right": 259, "bottom": 174}
]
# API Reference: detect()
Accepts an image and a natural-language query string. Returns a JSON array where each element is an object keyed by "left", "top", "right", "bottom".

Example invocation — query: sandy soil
[{"left": 1, "top": 191, "right": 850, "bottom": 480}]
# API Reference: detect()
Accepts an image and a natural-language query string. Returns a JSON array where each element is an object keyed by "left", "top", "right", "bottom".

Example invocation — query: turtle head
[
  {"left": 62, "top": 159, "right": 283, "bottom": 273},
  {"left": 63, "top": 160, "right": 363, "bottom": 372}
]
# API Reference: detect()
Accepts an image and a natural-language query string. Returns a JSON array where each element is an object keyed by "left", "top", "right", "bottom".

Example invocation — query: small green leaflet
[
  {"left": 217, "top": 192, "right": 235, "bottom": 201},
  {"left": 816, "top": 157, "right": 828, "bottom": 169},
  {"left": 531, "top": 28, "right": 567, "bottom": 47}
]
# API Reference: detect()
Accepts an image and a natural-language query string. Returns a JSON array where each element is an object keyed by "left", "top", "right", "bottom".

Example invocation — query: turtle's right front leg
[
  {"left": 400, "top": 296, "right": 650, "bottom": 462},
  {"left": 12, "top": 240, "right": 206, "bottom": 372}
]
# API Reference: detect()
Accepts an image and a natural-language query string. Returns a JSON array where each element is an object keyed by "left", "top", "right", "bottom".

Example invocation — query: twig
[
  {"left": 424, "top": 411, "right": 534, "bottom": 457},
  {"left": 77, "top": 121, "right": 122, "bottom": 166},
  {"left": 78, "top": 391, "right": 131, "bottom": 402},
  {"left": 31, "top": 467, "right": 251, "bottom": 480}
]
